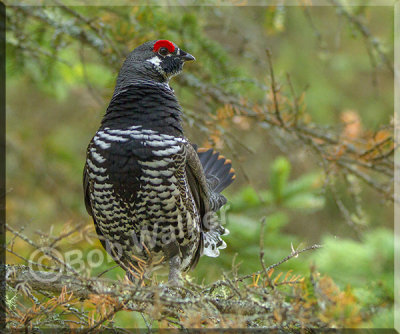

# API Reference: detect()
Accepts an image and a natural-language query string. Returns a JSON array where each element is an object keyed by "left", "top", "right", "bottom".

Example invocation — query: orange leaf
[{"left": 273, "top": 272, "right": 283, "bottom": 284}]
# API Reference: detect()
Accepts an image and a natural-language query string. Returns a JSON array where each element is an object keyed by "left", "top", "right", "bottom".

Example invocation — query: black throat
[{"left": 101, "top": 81, "right": 184, "bottom": 137}]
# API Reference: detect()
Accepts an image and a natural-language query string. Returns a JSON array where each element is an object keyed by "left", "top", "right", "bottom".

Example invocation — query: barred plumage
[{"left": 83, "top": 40, "right": 235, "bottom": 283}]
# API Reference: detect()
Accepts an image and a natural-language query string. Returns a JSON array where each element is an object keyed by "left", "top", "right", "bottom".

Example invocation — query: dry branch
[{"left": 5, "top": 223, "right": 327, "bottom": 329}]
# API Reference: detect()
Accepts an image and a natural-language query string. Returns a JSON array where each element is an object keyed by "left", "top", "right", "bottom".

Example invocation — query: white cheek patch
[
  {"left": 147, "top": 56, "right": 162, "bottom": 67},
  {"left": 176, "top": 48, "right": 180, "bottom": 55}
]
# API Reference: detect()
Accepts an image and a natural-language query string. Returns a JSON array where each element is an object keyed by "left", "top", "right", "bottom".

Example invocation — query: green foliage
[
  {"left": 195, "top": 157, "right": 326, "bottom": 279},
  {"left": 195, "top": 157, "right": 393, "bottom": 328},
  {"left": 311, "top": 229, "right": 394, "bottom": 327},
  {"left": 230, "top": 156, "right": 325, "bottom": 212},
  {"left": 314, "top": 229, "right": 394, "bottom": 292},
  {"left": 270, "top": 156, "right": 291, "bottom": 203}
]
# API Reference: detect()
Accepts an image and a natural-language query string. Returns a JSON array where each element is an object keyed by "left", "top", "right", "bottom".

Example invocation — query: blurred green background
[{"left": 6, "top": 4, "right": 394, "bottom": 328}]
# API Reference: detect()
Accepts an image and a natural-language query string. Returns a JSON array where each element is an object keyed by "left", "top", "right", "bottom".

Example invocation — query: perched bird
[{"left": 83, "top": 39, "right": 235, "bottom": 284}]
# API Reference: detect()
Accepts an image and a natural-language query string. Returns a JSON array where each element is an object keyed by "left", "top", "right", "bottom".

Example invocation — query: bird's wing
[
  {"left": 184, "top": 143, "right": 210, "bottom": 269},
  {"left": 185, "top": 142, "right": 211, "bottom": 224},
  {"left": 185, "top": 144, "right": 236, "bottom": 262}
]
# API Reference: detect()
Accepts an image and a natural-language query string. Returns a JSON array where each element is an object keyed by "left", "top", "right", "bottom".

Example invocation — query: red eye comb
[{"left": 153, "top": 40, "right": 175, "bottom": 53}]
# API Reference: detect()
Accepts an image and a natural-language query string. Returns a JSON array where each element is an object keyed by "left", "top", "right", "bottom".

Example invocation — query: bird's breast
[{"left": 86, "top": 125, "right": 200, "bottom": 264}]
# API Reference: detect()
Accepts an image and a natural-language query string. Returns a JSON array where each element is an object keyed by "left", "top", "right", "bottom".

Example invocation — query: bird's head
[{"left": 115, "top": 39, "right": 195, "bottom": 90}]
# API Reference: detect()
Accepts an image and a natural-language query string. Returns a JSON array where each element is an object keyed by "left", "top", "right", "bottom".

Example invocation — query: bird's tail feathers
[{"left": 196, "top": 148, "right": 236, "bottom": 193}]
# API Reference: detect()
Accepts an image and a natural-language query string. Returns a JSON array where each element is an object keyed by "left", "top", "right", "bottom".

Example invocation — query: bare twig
[
  {"left": 266, "top": 49, "right": 284, "bottom": 127},
  {"left": 259, "top": 217, "right": 274, "bottom": 289}
]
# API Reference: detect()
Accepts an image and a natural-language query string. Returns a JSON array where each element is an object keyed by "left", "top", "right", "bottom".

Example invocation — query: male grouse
[{"left": 83, "top": 39, "right": 235, "bottom": 284}]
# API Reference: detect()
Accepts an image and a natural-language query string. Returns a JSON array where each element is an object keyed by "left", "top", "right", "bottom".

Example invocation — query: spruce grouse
[{"left": 83, "top": 40, "right": 235, "bottom": 284}]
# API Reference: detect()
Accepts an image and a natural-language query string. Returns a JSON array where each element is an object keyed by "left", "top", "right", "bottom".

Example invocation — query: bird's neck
[
  {"left": 101, "top": 81, "right": 184, "bottom": 136},
  {"left": 113, "top": 63, "right": 168, "bottom": 94}
]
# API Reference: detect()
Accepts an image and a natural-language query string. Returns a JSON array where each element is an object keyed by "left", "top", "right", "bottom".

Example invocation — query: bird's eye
[{"left": 158, "top": 47, "right": 170, "bottom": 56}]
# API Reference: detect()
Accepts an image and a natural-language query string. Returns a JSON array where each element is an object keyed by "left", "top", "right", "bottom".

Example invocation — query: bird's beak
[{"left": 181, "top": 51, "right": 196, "bottom": 62}]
